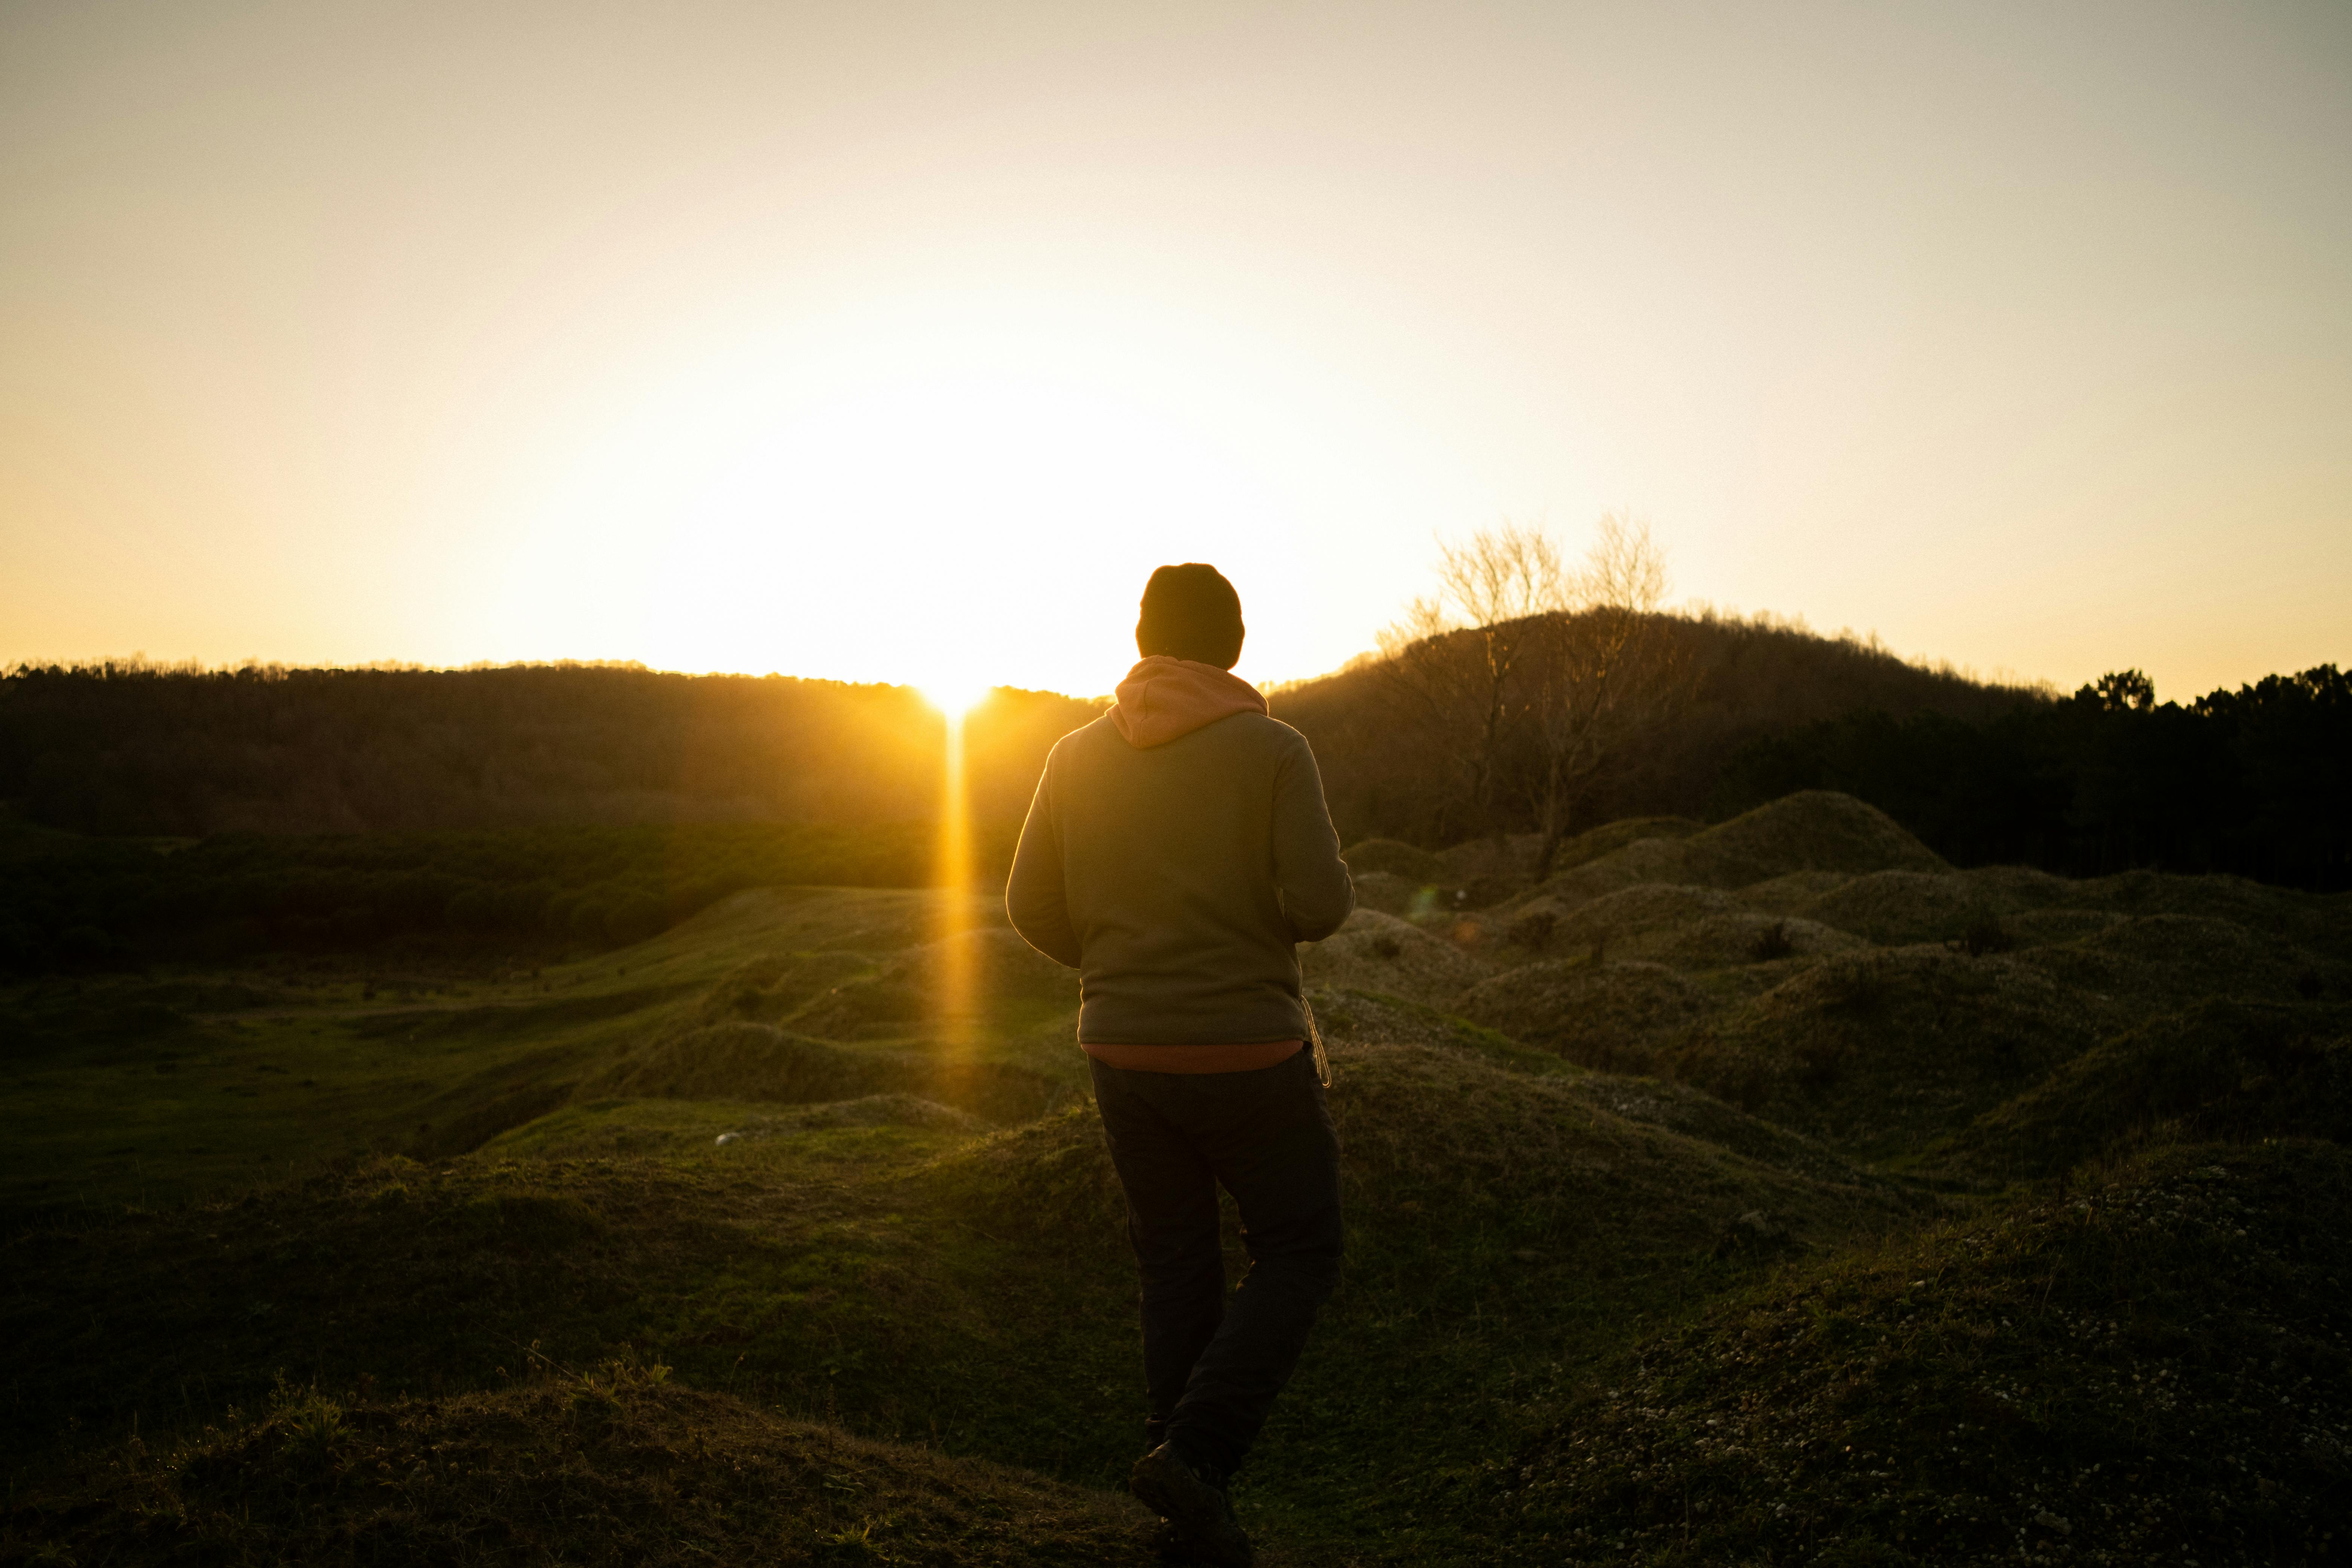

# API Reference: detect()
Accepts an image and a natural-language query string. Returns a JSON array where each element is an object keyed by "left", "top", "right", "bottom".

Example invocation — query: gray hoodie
[{"left": 1005, "top": 657, "right": 1355, "bottom": 1047}]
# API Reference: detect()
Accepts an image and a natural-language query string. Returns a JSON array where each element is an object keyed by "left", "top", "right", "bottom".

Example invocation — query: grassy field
[{"left": 6, "top": 792, "right": 2349, "bottom": 1564}]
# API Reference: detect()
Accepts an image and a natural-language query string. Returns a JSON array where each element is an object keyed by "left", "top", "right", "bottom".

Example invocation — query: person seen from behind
[{"left": 1006, "top": 564, "right": 1354, "bottom": 1567}]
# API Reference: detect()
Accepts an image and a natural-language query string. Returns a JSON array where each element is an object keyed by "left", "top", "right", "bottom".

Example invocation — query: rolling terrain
[{"left": 5, "top": 791, "right": 2348, "bottom": 1565}]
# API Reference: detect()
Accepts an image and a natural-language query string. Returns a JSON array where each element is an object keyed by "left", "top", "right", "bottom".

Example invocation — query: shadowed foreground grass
[
  {"left": 5, "top": 1359, "right": 1156, "bottom": 1566},
  {"left": 1485, "top": 1141, "right": 2352, "bottom": 1566}
]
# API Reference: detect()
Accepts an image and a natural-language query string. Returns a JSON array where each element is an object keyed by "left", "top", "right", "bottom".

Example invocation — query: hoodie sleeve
[
  {"left": 1272, "top": 733, "right": 1355, "bottom": 942},
  {"left": 1005, "top": 760, "right": 1083, "bottom": 968}
]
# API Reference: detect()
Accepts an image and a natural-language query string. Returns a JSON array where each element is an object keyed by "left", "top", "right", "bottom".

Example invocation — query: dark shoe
[{"left": 1131, "top": 1444, "right": 1253, "bottom": 1568}]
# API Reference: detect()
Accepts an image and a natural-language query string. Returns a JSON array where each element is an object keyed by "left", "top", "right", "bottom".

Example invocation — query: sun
[{"left": 919, "top": 677, "right": 992, "bottom": 718}]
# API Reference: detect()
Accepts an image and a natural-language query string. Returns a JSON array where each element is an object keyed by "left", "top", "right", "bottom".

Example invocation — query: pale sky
[{"left": 4, "top": 0, "right": 2346, "bottom": 701}]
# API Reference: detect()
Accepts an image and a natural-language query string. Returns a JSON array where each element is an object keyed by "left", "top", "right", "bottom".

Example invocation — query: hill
[{"left": 1274, "top": 608, "right": 2041, "bottom": 848}]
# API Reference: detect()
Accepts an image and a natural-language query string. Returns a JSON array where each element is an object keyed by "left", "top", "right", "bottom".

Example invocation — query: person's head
[{"left": 1136, "top": 563, "right": 1245, "bottom": 669}]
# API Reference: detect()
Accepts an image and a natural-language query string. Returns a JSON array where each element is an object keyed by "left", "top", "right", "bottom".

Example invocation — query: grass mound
[
  {"left": 1533, "top": 793, "right": 1948, "bottom": 914},
  {"left": 1513, "top": 883, "right": 1865, "bottom": 970},
  {"left": 1644, "top": 912, "right": 1867, "bottom": 972},
  {"left": 590, "top": 1023, "right": 1069, "bottom": 1124},
  {"left": 1549, "top": 816, "right": 1707, "bottom": 872},
  {"left": 1312, "top": 1042, "right": 1916, "bottom": 1354},
  {"left": 891, "top": 927, "right": 1083, "bottom": 1005},
  {"left": 1299, "top": 909, "right": 1489, "bottom": 1005},
  {"left": 697, "top": 949, "right": 876, "bottom": 1024},
  {"left": 787, "top": 928, "right": 1080, "bottom": 1039},
  {"left": 1737, "top": 869, "right": 1860, "bottom": 915},
  {"left": 2015, "top": 914, "right": 2350, "bottom": 1016},
  {"left": 1438, "top": 832, "right": 1546, "bottom": 887},
  {"left": 1345, "top": 867, "right": 1407, "bottom": 915},
  {"left": 1, "top": 1144, "right": 1141, "bottom": 1490},
  {"left": 485, "top": 1094, "right": 985, "bottom": 1158},
  {"left": 1458, "top": 960, "right": 1721, "bottom": 1073},
  {"left": 1343, "top": 836, "right": 1447, "bottom": 882},
  {"left": 1683, "top": 790, "right": 1949, "bottom": 888},
  {"left": 1306, "top": 985, "right": 1548, "bottom": 1065},
  {"left": 1550, "top": 883, "right": 1746, "bottom": 942},
  {"left": 2069, "top": 868, "right": 2352, "bottom": 952},
  {"left": 1423, "top": 818, "right": 1706, "bottom": 901},
  {"left": 1534, "top": 836, "right": 1715, "bottom": 909},
  {"left": 1487, "top": 1140, "right": 2352, "bottom": 1567},
  {"left": 1937, "top": 1000, "right": 2352, "bottom": 1181},
  {"left": 3, "top": 1361, "right": 1152, "bottom": 1567},
  {"left": 1548, "top": 1070, "right": 1880, "bottom": 1190},
  {"left": 1798, "top": 870, "right": 2027, "bottom": 948},
  {"left": 1660, "top": 949, "right": 2109, "bottom": 1159}
]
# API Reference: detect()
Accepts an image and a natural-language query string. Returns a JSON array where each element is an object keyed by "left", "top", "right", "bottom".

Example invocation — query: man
[{"left": 1006, "top": 563, "right": 1354, "bottom": 1567}]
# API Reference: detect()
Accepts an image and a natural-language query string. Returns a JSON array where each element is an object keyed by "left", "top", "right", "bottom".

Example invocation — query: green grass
[
  {"left": 1483, "top": 1140, "right": 2352, "bottom": 1566},
  {"left": 5, "top": 1360, "right": 1159, "bottom": 1566},
  {"left": 0, "top": 886, "right": 1017, "bottom": 1209},
  {"left": 7, "top": 805, "right": 2352, "bottom": 1563}
]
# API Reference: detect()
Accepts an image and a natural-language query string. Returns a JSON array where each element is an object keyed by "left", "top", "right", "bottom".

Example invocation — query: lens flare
[{"left": 929, "top": 700, "right": 976, "bottom": 1055}]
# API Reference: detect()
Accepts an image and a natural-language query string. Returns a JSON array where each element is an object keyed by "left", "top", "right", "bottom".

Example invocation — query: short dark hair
[{"left": 1136, "top": 563, "right": 1245, "bottom": 669}]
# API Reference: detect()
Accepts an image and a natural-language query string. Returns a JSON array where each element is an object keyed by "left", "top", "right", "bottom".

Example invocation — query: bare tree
[
  {"left": 1519, "top": 513, "right": 1691, "bottom": 880},
  {"left": 1375, "top": 523, "right": 1566, "bottom": 838}
]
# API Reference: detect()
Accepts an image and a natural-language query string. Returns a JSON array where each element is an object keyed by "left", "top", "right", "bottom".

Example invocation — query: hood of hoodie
[{"left": 1108, "top": 657, "right": 1267, "bottom": 748}]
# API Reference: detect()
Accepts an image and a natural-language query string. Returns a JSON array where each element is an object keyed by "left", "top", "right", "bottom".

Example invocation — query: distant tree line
[
  {"left": 0, "top": 819, "right": 1019, "bottom": 976},
  {"left": 4, "top": 614, "right": 2341, "bottom": 980},
  {"left": 1272, "top": 518, "right": 2344, "bottom": 891},
  {"left": 0, "top": 661, "right": 1101, "bottom": 838},
  {"left": 1709, "top": 665, "right": 2351, "bottom": 890}
]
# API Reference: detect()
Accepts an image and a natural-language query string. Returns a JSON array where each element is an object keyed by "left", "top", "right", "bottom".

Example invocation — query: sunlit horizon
[{"left": 3, "top": 2, "right": 2345, "bottom": 701}]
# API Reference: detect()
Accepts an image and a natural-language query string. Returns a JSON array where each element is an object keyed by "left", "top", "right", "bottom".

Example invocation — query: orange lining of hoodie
[{"left": 1081, "top": 1040, "right": 1302, "bottom": 1074}]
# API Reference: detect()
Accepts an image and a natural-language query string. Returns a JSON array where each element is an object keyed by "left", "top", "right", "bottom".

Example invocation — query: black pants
[{"left": 1089, "top": 1047, "right": 1343, "bottom": 1477}]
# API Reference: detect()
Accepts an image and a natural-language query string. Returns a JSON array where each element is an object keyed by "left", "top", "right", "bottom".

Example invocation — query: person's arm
[
  {"left": 1005, "top": 762, "right": 1083, "bottom": 968},
  {"left": 1272, "top": 735, "right": 1354, "bottom": 942}
]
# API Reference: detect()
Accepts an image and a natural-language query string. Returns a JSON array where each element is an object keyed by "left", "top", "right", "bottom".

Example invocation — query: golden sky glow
[{"left": 3, "top": 1, "right": 2346, "bottom": 699}]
